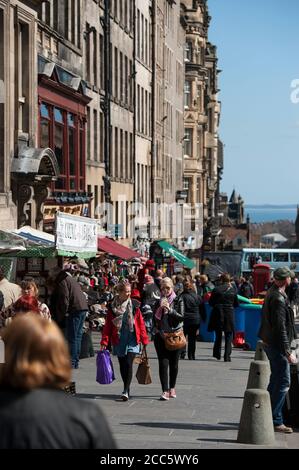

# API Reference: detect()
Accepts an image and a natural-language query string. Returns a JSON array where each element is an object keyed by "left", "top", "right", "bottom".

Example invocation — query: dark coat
[
  {"left": 208, "top": 283, "right": 239, "bottom": 333},
  {"left": 0, "top": 388, "right": 116, "bottom": 449},
  {"left": 238, "top": 281, "right": 254, "bottom": 299},
  {"left": 180, "top": 289, "right": 205, "bottom": 326},
  {"left": 50, "top": 271, "right": 88, "bottom": 327},
  {"left": 258, "top": 284, "right": 297, "bottom": 356}
]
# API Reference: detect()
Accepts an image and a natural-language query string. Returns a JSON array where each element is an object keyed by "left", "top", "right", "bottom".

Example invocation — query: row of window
[
  {"left": 86, "top": 107, "right": 133, "bottom": 181},
  {"left": 85, "top": 30, "right": 133, "bottom": 109},
  {"left": 184, "top": 41, "right": 204, "bottom": 65},
  {"left": 38, "top": 0, "right": 81, "bottom": 49},
  {"left": 244, "top": 252, "right": 299, "bottom": 263},
  {"left": 38, "top": 0, "right": 134, "bottom": 49},
  {"left": 137, "top": 163, "right": 150, "bottom": 207},
  {"left": 112, "top": 127, "right": 134, "bottom": 180},
  {"left": 184, "top": 128, "right": 202, "bottom": 158},
  {"left": 136, "top": 9, "right": 151, "bottom": 68},
  {"left": 184, "top": 80, "right": 203, "bottom": 110},
  {"left": 183, "top": 177, "right": 202, "bottom": 203},
  {"left": 86, "top": 108, "right": 104, "bottom": 164},
  {"left": 108, "top": 0, "right": 134, "bottom": 33}
]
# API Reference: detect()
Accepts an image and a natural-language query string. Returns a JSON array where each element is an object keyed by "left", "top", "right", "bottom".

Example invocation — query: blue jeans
[
  {"left": 264, "top": 345, "right": 291, "bottom": 426},
  {"left": 66, "top": 311, "right": 87, "bottom": 369}
]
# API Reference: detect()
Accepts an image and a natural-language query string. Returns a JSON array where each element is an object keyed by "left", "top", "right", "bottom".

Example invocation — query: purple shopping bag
[{"left": 96, "top": 350, "right": 115, "bottom": 384}]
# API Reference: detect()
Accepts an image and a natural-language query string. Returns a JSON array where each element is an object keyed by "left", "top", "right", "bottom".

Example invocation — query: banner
[{"left": 55, "top": 212, "right": 97, "bottom": 254}]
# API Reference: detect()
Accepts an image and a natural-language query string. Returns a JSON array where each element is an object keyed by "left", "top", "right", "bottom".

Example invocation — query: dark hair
[
  {"left": 220, "top": 273, "right": 231, "bottom": 284},
  {"left": 183, "top": 279, "right": 195, "bottom": 291}
]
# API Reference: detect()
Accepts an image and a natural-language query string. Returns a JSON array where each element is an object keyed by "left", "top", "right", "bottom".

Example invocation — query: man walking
[
  {"left": 258, "top": 267, "right": 297, "bottom": 433},
  {"left": 50, "top": 267, "right": 88, "bottom": 369}
]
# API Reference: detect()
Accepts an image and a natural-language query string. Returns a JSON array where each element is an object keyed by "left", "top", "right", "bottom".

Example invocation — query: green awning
[
  {"left": 157, "top": 241, "right": 195, "bottom": 269},
  {"left": 0, "top": 247, "right": 96, "bottom": 259}
]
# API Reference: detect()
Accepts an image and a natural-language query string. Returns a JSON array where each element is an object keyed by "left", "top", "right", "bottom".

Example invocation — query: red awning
[{"left": 98, "top": 237, "right": 141, "bottom": 260}]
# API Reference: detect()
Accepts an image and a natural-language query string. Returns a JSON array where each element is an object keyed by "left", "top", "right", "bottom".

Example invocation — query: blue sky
[{"left": 208, "top": 0, "right": 299, "bottom": 204}]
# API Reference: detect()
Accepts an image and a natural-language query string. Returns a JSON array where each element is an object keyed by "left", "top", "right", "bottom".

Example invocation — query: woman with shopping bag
[{"left": 100, "top": 281, "right": 149, "bottom": 401}]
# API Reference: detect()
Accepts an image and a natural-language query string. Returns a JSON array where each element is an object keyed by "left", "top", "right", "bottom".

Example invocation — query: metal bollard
[{"left": 237, "top": 389, "right": 275, "bottom": 445}]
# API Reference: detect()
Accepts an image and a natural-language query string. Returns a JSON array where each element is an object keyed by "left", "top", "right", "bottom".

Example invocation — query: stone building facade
[
  {"left": 0, "top": 0, "right": 222, "bottom": 247},
  {"left": 0, "top": 0, "right": 60, "bottom": 230},
  {"left": 181, "top": 0, "right": 221, "bottom": 247},
  {"left": 151, "top": 0, "right": 185, "bottom": 240}
]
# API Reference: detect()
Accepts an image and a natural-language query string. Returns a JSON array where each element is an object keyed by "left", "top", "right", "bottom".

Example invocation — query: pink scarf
[{"left": 155, "top": 291, "right": 176, "bottom": 320}]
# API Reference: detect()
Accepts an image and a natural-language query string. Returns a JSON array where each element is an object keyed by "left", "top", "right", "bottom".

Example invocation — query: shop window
[{"left": 39, "top": 102, "right": 85, "bottom": 192}]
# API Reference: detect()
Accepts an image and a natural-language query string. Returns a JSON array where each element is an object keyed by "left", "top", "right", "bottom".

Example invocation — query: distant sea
[{"left": 245, "top": 205, "right": 297, "bottom": 224}]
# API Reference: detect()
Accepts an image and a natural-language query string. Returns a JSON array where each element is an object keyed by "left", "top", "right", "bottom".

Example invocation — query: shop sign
[
  {"left": 44, "top": 204, "right": 89, "bottom": 221},
  {"left": 55, "top": 212, "right": 97, "bottom": 253}
]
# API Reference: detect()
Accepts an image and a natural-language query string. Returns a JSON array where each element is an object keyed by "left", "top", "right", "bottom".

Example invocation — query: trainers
[
  {"left": 169, "top": 388, "right": 176, "bottom": 398},
  {"left": 160, "top": 391, "right": 170, "bottom": 401},
  {"left": 121, "top": 392, "right": 129, "bottom": 401},
  {"left": 274, "top": 424, "right": 293, "bottom": 434}
]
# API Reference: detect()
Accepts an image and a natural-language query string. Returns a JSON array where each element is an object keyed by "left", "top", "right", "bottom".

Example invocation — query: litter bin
[
  {"left": 244, "top": 304, "right": 263, "bottom": 351},
  {"left": 234, "top": 306, "right": 246, "bottom": 333},
  {"left": 199, "top": 303, "right": 216, "bottom": 342}
]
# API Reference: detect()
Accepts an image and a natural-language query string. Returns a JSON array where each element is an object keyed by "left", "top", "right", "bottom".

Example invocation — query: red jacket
[{"left": 100, "top": 300, "right": 149, "bottom": 347}]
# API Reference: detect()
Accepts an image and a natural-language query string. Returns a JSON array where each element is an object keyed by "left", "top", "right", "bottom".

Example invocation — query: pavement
[{"left": 72, "top": 332, "right": 299, "bottom": 450}]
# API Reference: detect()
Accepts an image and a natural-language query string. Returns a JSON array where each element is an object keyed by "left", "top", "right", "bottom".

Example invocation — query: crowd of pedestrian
[{"left": 0, "top": 256, "right": 298, "bottom": 447}]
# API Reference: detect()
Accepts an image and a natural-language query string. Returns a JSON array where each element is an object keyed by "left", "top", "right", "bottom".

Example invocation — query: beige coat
[{"left": 0, "top": 279, "right": 21, "bottom": 308}]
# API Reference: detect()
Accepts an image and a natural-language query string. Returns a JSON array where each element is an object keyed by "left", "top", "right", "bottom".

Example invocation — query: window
[
  {"left": 100, "top": 112, "right": 104, "bottom": 162},
  {"left": 137, "top": 10, "right": 140, "bottom": 59},
  {"left": 79, "top": 121, "right": 85, "bottom": 190},
  {"left": 183, "top": 178, "right": 191, "bottom": 203},
  {"left": 290, "top": 253, "right": 299, "bottom": 262},
  {"left": 93, "top": 110, "right": 98, "bottom": 161},
  {"left": 100, "top": 34, "right": 104, "bottom": 90},
  {"left": 120, "top": 52, "right": 123, "bottom": 101},
  {"left": 273, "top": 253, "right": 288, "bottom": 263},
  {"left": 125, "top": 56, "right": 128, "bottom": 104},
  {"left": 68, "top": 113, "right": 76, "bottom": 189},
  {"left": 120, "top": 129, "right": 124, "bottom": 177},
  {"left": 85, "top": 23, "right": 90, "bottom": 82},
  {"left": 40, "top": 103, "right": 50, "bottom": 148},
  {"left": 185, "top": 42, "right": 192, "bottom": 62},
  {"left": 114, "top": 127, "right": 118, "bottom": 176},
  {"left": 114, "top": 47, "right": 118, "bottom": 98},
  {"left": 184, "top": 81, "right": 191, "bottom": 108},
  {"left": 54, "top": 107, "right": 65, "bottom": 189},
  {"left": 184, "top": 128, "right": 193, "bottom": 156},
  {"left": 125, "top": 131, "right": 128, "bottom": 179}
]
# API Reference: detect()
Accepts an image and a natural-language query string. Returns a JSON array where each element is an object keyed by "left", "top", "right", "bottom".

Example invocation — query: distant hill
[{"left": 247, "top": 204, "right": 297, "bottom": 209}]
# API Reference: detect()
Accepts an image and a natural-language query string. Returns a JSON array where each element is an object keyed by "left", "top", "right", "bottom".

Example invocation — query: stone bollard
[
  {"left": 246, "top": 360, "right": 270, "bottom": 390},
  {"left": 254, "top": 340, "right": 268, "bottom": 361},
  {"left": 237, "top": 389, "right": 275, "bottom": 445}
]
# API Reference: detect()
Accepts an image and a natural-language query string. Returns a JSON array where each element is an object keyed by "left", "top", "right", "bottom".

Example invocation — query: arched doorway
[{"left": 11, "top": 147, "right": 59, "bottom": 229}]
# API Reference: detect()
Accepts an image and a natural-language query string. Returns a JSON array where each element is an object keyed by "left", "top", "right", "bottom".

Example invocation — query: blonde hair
[
  {"left": 199, "top": 275, "right": 208, "bottom": 284},
  {"left": 0, "top": 313, "right": 71, "bottom": 390},
  {"left": 20, "top": 279, "right": 39, "bottom": 297},
  {"left": 160, "top": 277, "right": 174, "bottom": 290}
]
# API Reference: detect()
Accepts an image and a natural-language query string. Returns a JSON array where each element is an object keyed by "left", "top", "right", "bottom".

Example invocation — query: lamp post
[{"left": 100, "top": 0, "right": 111, "bottom": 205}]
